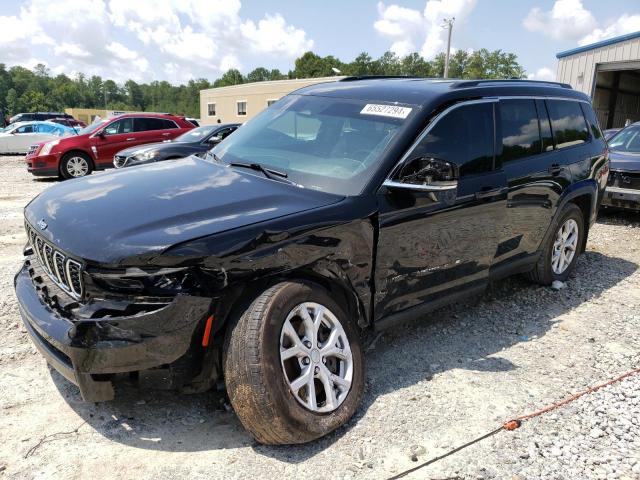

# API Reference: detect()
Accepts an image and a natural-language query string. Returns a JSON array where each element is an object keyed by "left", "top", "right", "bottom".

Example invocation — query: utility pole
[{"left": 442, "top": 17, "right": 455, "bottom": 79}]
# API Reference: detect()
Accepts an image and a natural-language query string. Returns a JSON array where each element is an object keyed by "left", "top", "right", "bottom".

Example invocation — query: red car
[{"left": 26, "top": 113, "right": 194, "bottom": 179}]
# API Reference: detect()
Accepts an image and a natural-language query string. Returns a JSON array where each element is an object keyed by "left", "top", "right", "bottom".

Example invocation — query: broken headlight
[{"left": 90, "top": 267, "right": 196, "bottom": 296}]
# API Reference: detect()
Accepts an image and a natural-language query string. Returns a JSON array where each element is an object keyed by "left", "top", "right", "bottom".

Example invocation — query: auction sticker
[{"left": 360, "top": 104, "right": 412, "bottom": 119}]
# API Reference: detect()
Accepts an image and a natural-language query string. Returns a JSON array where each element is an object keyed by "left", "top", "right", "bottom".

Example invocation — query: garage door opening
[{"left": 593, "top": 67, "right": 640, "bottom": 129}]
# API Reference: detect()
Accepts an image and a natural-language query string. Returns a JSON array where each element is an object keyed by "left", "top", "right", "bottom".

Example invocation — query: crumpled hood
[
  {"left": 609, "top": 150, "right": 640, "bottom": 172},
  {"left": 25, "top": 157, "right": 343, "bottom": 265}
]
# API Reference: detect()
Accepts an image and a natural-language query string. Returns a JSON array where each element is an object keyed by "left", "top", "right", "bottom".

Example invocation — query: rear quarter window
[{"left": 547, "top": 100, "right": 589, "bottom": 149}]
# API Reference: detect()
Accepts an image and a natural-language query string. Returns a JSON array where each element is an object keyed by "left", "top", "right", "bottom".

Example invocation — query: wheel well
[
  {"left": 60, "top": 150, "right": 95, "bottom": 173},
  {"left": 214, "top": 271, "right": 367, "bottom": 338},
  {"left": 569, "top": 194, "right": 592, "bottom": 253}
]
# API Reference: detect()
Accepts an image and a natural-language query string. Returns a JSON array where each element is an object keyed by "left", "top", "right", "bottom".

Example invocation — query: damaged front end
[{"left": 15, "top": 240, "right": 215, "bottom": 402}]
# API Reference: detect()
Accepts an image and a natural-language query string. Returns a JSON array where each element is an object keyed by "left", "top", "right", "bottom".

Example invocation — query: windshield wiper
[{"left": 228, "top": 161, "right": 292, "bottom": 183}]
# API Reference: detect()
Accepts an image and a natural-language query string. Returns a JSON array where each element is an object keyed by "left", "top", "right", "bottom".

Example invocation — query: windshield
[
  {"left": 77, "top": 119, "right": 108, "bottom": 136},
  {"left": 175, "top": 125, "right": 216, "bottom": 142},
  {"left": 608, "top": 126, "right": 640, "bottom": 153},
  {"left": 210, "top": 94, "right": 413, "bottom": 196}
]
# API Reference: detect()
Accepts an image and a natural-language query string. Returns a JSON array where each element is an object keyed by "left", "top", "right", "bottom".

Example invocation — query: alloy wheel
[
  {"left": 66, "top": 157, "right": 89, "bottom": 177},
  {"left": 551, "top": 218, "right": 579, "bottom": 274},
  {"left": 279, "top": 302, "right": 354, "bottom": 413}
]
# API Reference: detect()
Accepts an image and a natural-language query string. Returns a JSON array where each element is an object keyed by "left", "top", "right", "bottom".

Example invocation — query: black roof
[{"left": 294, "top": 78, "right": 590, "bottom": 109}]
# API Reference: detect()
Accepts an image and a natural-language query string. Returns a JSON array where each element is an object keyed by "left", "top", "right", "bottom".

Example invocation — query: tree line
[{"left": 0, "top": 49, "right": 526, "bottom": 119}]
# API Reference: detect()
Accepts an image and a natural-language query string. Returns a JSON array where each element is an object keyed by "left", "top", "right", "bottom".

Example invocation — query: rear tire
[
  {"left": 527, "top": 203, "right": 584, "bottom": 285},
  {"left": 223, "top": 281, "right": 365, "bottom": 445},
  {"left": 60, "top": 152, "right": 93, "bottom": 179}
]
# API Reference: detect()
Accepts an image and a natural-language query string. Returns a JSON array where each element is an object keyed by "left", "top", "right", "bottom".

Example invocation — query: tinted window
[
  {"left": 536, "top": 100, "right": 554, "bottom": 152},
  {"left": 410, "top": 102, "right": 495, "bottom": 177},
  {"left": 580, "top": 103, "right": 603, "bottom": 140},
  {"left": 547, "top": 100, "right": 589, "bottom": 149},
  {"left": 136, "top": 117, "right": 176, "bottom": 131},
  {"left": 500, "top": 99, "right": 541, "bottom": 162},
  {"left": 104, "top": 118, "right": 134, "bottom": 135}
]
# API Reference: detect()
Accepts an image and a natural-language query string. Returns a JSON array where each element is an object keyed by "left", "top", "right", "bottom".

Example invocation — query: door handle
[
  {"left": 162, "top": 133, "right": 171, "bottom": 136},
  {"left": 548, "top": 164, "right": 564, "bottom": 175},
  {"left": 126, "top": 137, "right": 135, "bottom": 141},
  {"left": 475, "top": 187, "right": 508, "bottom": 200}
]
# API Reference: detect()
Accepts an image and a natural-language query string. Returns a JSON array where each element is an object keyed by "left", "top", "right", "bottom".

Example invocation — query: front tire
[
  {"left": 223, "top": 281, "right": 365, "bottom": 445},
  {"left": 527, "top": 203, "right": 585, "bottom": 285},
  {"left": 60, "top": 152, "right": 93, "bottom": 179}
]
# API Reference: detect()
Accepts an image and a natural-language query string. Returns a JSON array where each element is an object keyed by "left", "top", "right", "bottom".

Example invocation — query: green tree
[
  {"left": 247, "top": 67, "right": 271, "bottom": 83},
  {"left": 213, "top": 69, "right": 245, "bottom": 87}
]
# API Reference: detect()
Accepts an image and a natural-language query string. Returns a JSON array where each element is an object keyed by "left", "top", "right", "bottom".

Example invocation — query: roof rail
[
  {"left": 339, "top": 75, "right": 423, "bottom": 82},
  {"left": 451, "top": 79, "right": 572, "bottom": 89}
]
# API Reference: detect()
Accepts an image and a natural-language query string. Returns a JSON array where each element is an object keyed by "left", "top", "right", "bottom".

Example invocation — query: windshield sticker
[{"left": 360, "top": 104, "right": 412, "bottom": 119}]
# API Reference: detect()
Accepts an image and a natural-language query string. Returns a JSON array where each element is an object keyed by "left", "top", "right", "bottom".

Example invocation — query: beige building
[
  {"left": 556, "top": 31, "right": 640, "bottom": 129},
  {"left": 64, "top": 108, "right": 140, "bottom": 125},
  {"left": 199, "top": 76, "right": 344, "bottom": 125}
]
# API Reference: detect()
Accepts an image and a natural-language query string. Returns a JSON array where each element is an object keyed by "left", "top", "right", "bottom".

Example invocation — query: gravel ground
[{"left": 0, "top": 154, "right": 638, "bottom": 479}]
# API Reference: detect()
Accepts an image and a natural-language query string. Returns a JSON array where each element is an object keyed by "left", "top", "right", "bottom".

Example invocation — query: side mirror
[
  {"left": 208, "top": 134, "right": 223, "bottom": 144},
  {"left": 95, "top": 130, "right": 105, "bottom": 138},
  {"left": 384, "top": 157, "right": 458, "bottom": 192}
]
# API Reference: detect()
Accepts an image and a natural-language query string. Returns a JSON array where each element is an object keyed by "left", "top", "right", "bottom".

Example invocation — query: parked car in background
[
  {"left": 602, "top": 122, "right": 640, "bottom": 211},
  {"left": 25, "top": 113, "right": 194, "bottom": 178},
  {"left": 604, "top": 128, "right": 621, "bottom": 140},
  {"left": 15, "top": 78, "right": 608, "bottom": 444},
  {"left": 114, "top": 123, "right": 240, "bottom": 168},
  {"left": 0, "top": 121, "right": 76, "bottom": 154},
  {"left": 8, "top": 112, "right": 73, "bottom": 125},
  {"left": 49, "top": 117, "right": 87, "bottom": 129}
]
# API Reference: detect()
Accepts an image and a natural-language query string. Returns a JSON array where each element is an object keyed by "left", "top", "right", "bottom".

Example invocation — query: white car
[{"left": 0, "top": 121, "right": 76, "bottom": 154}]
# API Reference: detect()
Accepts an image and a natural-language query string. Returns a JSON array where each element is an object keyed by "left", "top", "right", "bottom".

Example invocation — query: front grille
[
  {"left": 113, "top": 155, "right": 128, "bottom": 168},
  {"left": 27, "top": 144, "right": 39, "bottom": 156},
  {"left": 608, "top": 170, "right": 640, "bottom": 190},
  {"left": 25, "top": 222, "right": 84, "bottom": 299}
]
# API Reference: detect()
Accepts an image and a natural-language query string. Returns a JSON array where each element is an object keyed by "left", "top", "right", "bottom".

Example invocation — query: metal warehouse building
[{"left": 556, "top": 31, "right": 640, "bottom": 129}]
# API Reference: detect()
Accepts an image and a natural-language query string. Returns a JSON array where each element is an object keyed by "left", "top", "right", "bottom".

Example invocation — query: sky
[{"left": 0, "top": 0, "right": 639, "bottom": 85}]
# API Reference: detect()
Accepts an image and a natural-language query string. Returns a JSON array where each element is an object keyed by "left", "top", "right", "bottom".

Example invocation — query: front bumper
[
  {"left": 14, "top": 262, "right": 212, "bottom": 401},
  {"left": 26, "top": 152, "right": 60, "bottom": 176},
  {"left": 602, "top": 186, "right": 640, "bottom": 211}
]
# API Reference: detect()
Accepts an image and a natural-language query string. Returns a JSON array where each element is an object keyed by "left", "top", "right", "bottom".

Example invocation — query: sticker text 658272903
[{"left": 360, "top": 104, "right": 412, "bottom": 119}]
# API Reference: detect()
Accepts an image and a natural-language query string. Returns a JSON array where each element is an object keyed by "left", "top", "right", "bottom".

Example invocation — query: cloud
[
  {"left": 528, "top": 67, "right": 556, "bottom": 81},
  {"left": 524, "top": 1, "right": 639, "bottom": 47},
  {"left": 579, "top": 14, "right": 640, "bottom": 46},
  {"left": 0, "top": 0, "right": 313, "bottom": 84},
  {"left": 523, "top": 0, "right": 596, "bottom": 41},
  {"left": 374, "top": 0, "right": 477, "bottom": 59}
]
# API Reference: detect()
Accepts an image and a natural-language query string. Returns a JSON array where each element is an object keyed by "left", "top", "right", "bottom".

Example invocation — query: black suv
[{"left": 15, "top": 78, "right": 608, "bottom": 445}]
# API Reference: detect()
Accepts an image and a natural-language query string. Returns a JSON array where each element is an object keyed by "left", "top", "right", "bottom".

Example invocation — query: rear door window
[
  {"left": 499, "top": 99, "right": 541, "bottom": 163},
  {"left": 547, "top": 100, "right": 589, "bottom": 149},
  {"left": 135, "top": 118, "right": 163, "bottom": 132}
]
